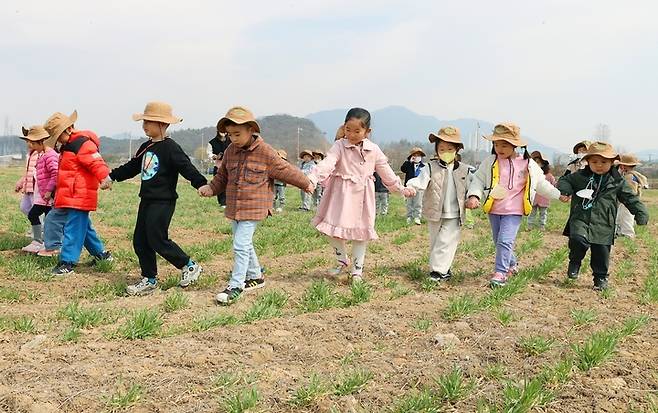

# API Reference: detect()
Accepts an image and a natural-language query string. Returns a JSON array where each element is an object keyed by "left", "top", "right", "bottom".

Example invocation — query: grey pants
[
  {"left": 273, "top": 185, "right": 286, "bottom": 209},
  {"left": 406, "top": 190, "right": 423, "bottom": 219},
  {"left": 313, "top": 186, "right": 323, "bottom": 207},
  {"left": 300, "top": 190, "right": 312, "bottom": 210},
  {"left": 376, "top": 192, "right": 389, "bottom": 215},
  {"left": 527, "top": 205, "right": 548, "bottom": 228}
]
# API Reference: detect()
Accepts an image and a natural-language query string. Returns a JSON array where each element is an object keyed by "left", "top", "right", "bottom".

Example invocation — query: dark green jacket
[{"left": 558, "top": 166, "right": 649, "bottom": 245}]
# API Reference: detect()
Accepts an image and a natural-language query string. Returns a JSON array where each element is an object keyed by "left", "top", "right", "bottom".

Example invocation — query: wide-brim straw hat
[
  {"left": 617, "top": 153, "right": 641, "bottom": 166},
  {"left": 132, "top": 101, "right": 182, "bottom": 124},
  {"left": 44, "top": 110, "right": 77, "bottom": 143},
  {"left": 20, "top": 125, "right": 50, "bottom": 142},
  {"left": 299, "top": 150, "right": 313, "bottom": 159},
  {"left": 428, "top": 126, "right": 464, "bottom": 149},
  {"left": 216, "top": 106, "right": 260, "bottom": 134},
  {"left": 582, "top": 141, "right": 620, "bottom": 162},
  {"left": 277, "top": 149, "right": 288, "bottom": 160},
  {"left": 409, "top": 147, "right": 426, "bottom": 157},
  {"left": 312, "top": 150, "right": 325, "bottom": 158},
  {"left": 483, "top": 122, "right": 527, "bottom": 147},
  {"left": 573, "top": 140, "right": 592, "bottom": 154}
]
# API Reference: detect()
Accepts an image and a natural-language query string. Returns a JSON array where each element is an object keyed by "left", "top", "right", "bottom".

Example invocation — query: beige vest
[{"left": 422, "top": 160, "right": 469, "bottom": 223}]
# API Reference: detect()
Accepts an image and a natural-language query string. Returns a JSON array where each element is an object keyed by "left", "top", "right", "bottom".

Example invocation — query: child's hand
[
  {"left": 198, "top": 185, "right": 214, "bottom": 197},
  {"left": 14, "top": 183, "right": 22, "bottom": 193},
  {"left": 304, "top": 182, "right": 315, "bottom": 194},
  {"left": 100, "top": 177, "right": 113, "bottom": 190},
  {"left": 43, "top": 191, "right": 52, "bottom": 201},
  {"left": 466, "top": 196, "right": 480, "bottom": 209},
  {"left": 401, "top": 187, "right": 416, "bottom": 198},
  {"left": 559, "top": 195, "right": 571, "bottom": 203}
]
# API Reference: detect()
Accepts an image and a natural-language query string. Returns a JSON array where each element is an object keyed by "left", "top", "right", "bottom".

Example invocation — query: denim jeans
[
  {"left": 43, "top": 207, "right": 68, "bottom": 250},
  {"left": 489, "top": 214, "right": 521, "bottom": 274},
  {"left": 59, "top": 209, "right": 105, "bottom": 264},
  {"left": 228, "top": 220, "right": 262, "bottom": 289}
]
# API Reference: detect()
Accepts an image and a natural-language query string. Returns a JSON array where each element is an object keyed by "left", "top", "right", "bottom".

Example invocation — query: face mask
[
  {"left": 411, "top": 156, "right": 421, "bottom": 163},
  {"left": 439, "top": 152, "right": 456, "bottom": 164}
]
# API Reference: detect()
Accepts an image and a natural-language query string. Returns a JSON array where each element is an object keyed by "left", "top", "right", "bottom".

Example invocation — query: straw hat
[
  {"left": 572, "top": 140, "right": 592, "bottom": 154},
  {"left": 20, "top": 125, "right": 50, "bottom": 142},
  {"left": 582, "top": 141, "right": 619, "bottom": 162},
  {"left": 312, "top": 150, "right": 325, "bottom": 159},
  {"left": 132, "top": 101, "right": 182, "bottom": 124},
  {"left": 299, "top": 150, "right": 313, "bottom": 159},
  {"left": 409, "top": 147, "right": 426, "bottom": 157},
  {"left": 617, "top": 153, "right": 641, "bottom": 167},
  {"left": 277, "top": 149, "right": 288, "bottom": 160},
  {"left": 428, "top": 126, "right": 463, "bottom": 149},
  {"left": 216, "top": 106, "right": 260, "bottom": 134},
  {"left": 483, "top": 123, "right": 526, "bottom": 147},
  {"left": 44, "top": 110, "right": 77, "bottom": 142}
]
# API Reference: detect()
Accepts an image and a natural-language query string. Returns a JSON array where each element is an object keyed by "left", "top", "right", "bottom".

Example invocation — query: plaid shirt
[{"left": 209, "top": 136, "right": 310, "bottom": 221}]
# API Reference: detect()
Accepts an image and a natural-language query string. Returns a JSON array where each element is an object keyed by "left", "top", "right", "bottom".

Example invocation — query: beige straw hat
[
  {"left": 44, "top": 110, "right": 77, "bottom": 142},
  {"left": 216, "top": 106, "right": 260, "bottom": 134},
  {"left": 132, "top": 101, "right": 182, "bottom": 124},
  {"left": 483, "top": 123, "right": 527, "bottom": 147}
]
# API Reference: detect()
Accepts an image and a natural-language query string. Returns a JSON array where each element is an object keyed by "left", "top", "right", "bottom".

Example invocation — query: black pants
[
  {"left": 133, "top": 200, "right": 189, "bottom": 278},
  {"left": 568, "top": 235, "right": 611, "bottom": 280},
  {"left": 28, "top": 204, "right": 51, "bottom": 225}
]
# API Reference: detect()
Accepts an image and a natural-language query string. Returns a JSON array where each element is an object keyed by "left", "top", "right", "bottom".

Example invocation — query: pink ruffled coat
[
  {"left": 15, "top": 150, "right": 38, "bottom": 194},
  {"left": 308, "top": 139, "right": 403, "bottom": 241},
  {"left": 34, "top": 148, "right": 59, "bottom": 206}
]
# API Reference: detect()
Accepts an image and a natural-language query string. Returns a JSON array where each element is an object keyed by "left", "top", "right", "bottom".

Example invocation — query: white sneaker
[
  {"left": 180, "top": 261, "right": 202, "bottom": 287},
  {"left": 127, "top": 278, "right": 158, "bottom": 296},
  {"left": 406, "top": 217, "right": 412, "bottom": 225},
  {"left": 414, "top": 218, "right": 422, "bottom": 225},
  {"left": 351, "top": 274, "right": 364, "bottom": 284},
  {"left": 275, "top": 207, "right": 283, "bottom": 213},
  {"left": 21, "top": 241, "right": 43, "bottom": 254},
  {"left": 327, "top": 259, "right": 351, "bottom": 276}
]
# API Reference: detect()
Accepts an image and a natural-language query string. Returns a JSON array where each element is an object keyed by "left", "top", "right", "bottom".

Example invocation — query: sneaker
[
  {"left": 126, "top": 277, "right": 158, "bottom": 296},
  {"left": 91, "top": 250, "right": 113, "bottom": 265},
  {"left": 414, "top": 217, "right": 422, "bottom": 225},
  {"left": 328, "top": 258, "right": 351, "bottom": 276},
  {"left": 567, "top": 261, "right": 580, "bottom": 280},
  {"left": 351, "top": 274, "right": 364, "bottom": 284},
  {"left": 593, "top": 278, "right": 609, "bottom": 291},
  {"left": 429, "top": 270, "right": 451, "bottom": 282},
  {"left": 489, "top": 272, "right": 508, "bottom": 288},
  {"left": 244, "top": 277, "right": 266, "bottom": 291},
  {"left": 179, "top": 261, "right": 202, "bottom": 287},
  {"left": 38, "top": 248, "right": 60, "bottom": 257},
  {"left": 52, "top": 262, "right": 75, "bottom": 275},
  {"left": 507, "top": 264, "right": 519, "bottom": 277},
  {"left": 216, "top": 286, "right": 243, "bottom": 305},
  {"left": 275, "top": 207, "right": 283, "bottom": 213},
  {"left": 21, "top": 241, "right": 43, "bottom": 254},
  {"left": 539, "top": 225, "right": 546, "bottom": 231},
  {"left": 406, "top": 217, "right": 412, "bottom": 225}
]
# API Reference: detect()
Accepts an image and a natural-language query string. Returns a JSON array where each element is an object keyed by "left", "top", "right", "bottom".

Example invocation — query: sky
[{"left": 1, "top": 0, "right": 657, "bottom": 152}]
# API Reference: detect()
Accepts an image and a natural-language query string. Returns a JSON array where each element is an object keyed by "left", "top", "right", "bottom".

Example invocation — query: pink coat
[
  {"left": 15, "top": 150, "right": 38, "bottom": 194},
  {"left": 34, "top": 148, "right": 59, "bottom": 206},
  {"left": 308, "top": 139, "right": 403, "bottom": 240},
  {"left": 533, "top": 172, "right": 556, "bottom": 208}
]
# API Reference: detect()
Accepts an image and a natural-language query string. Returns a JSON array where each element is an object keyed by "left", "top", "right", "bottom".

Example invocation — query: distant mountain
[
  {"left": 307, "top": 105, "right": 563, "bottom": 160},
  {"left": 636, "top": 149, "right": 658, "bottom": 162}
]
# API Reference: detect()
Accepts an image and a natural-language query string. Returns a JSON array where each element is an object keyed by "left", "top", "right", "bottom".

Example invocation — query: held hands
[
  {"left": 100, "top": 177, "right": 113, "bottom": 190},
  {"left": 43, "top": 191, "right": 52, "bottom": 201},
  {"left": 198, "top": 184, "right": 215, "bottom": 197},
  {"left": 401, "top": 187, "right": 416, "bottom": 198},
  {"left": 465, "top": 196, "right": 480, "bottom": 209},
  {"left": 304, "top": 182, "right": 315, "bottom": 194},
  {"left": 559, "top": 195, "right": 571, "bottom": 203}
]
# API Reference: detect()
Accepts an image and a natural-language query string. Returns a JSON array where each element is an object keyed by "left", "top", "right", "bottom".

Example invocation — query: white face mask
[{"left": 411, "top": 156, "right": 422, "bottom": 163}]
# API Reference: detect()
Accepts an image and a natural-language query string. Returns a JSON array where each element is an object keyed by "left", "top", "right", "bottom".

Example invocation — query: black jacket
[
  {"left": 401, "top": 160, "right": 425, "bottom": 185},
  {"left": 374, "top": 172, "right": 388, "bottom": 193},
  {"left": 208, "top": 135, "right": 232, "bottom": 160}
]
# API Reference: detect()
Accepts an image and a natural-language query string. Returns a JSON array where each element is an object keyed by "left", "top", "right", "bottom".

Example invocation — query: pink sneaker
[
  {"left": 21, "top": 241, "right": 43, "bottom": 254},
  {"left": 37, "top": 248, "right": 60, "bottom": 257},
  {"left": 489, "top": 272, "right": 508, "bottom": 287},
  {"left": 327, "top": 258, "right": 351, "bottom": 276},
  {"left": 507, "top": 264, "right": 519, "bottom": 277}
]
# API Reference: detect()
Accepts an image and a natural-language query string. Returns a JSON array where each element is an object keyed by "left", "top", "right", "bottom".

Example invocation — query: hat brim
[
  {"left": 618, "top": 160, "right": 641, "bottom": 166},
  {"left": 47, "top": 110, "right": 78, "bottom": 143},
  {"left": 582, "top": 153, "right": 620, "bottom": 162},
  {"left": 299, "top": 151, "right": 313, "bottom": 158},
  {"left": 409, "top": 151, "right": 426, "bottom": 157},
  {"left": 483, "top": 134, "right": 527, "bottom": 147},
  {"left": 217, "top": 117, "right": 261, "bottom": 134},
  {"left": 428, "top": 133, "right": 464, "bottom": 149},
  {"left": 132, "top": 113, "right": 182, "bottom": 124}
]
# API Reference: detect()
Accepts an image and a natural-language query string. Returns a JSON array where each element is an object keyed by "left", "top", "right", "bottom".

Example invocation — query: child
[
  {"left": 273, "top": 149, "right": 288, "bottom": 212},
  {"left": 20, "top": 126, "right": 58, "bottom": 253},
  {"left": 106, "top": 102, "right": 208, "bottom": 296},
  {"left": 565, "top": 140, "right": 591, "bottom": 175},
  {"left": 401, "top": 147, "right": 426, "bottom": 225},
  {"left": 15, "top": 136, "right": 39, "bottom": 221},
  {"left": 374, "top": 172, "right": 389, "bottom": 215},
  {"left": 307, "top": 108, "right": 415, "bottom": 283},
  {"left": 298, "top": 150, "right": 315, "bottom": 211},
  {"left": 197, "top": 106, "right": 313, "bottom": 305},
  {"left": 312, "top": 150, "right": 325, "bottom": 207},
  {"left": 466, "top": 123, "right": 561, "bottom": 287},
  {"left": 207, "top": 131, "right": 231, "bottom": 208},
  {"left": 558, "top": 142, "right": 648, "bottom": 290},
  {"left": 615, "top": 154, "right": 648, "bottom": 238},
  {"left": 527, "top": 151, "right": 557, "bottom": 231},
  {"left": 44, "top": 110, "right": 113, "bottom": 275},
  {"left": 406, "top": 126, "right": 470, "bottom": 282}
]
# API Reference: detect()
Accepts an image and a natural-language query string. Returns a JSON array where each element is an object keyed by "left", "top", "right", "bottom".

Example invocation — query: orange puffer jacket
[{"left": 54, "top": 130, "right": 110, "bottom": 211}]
